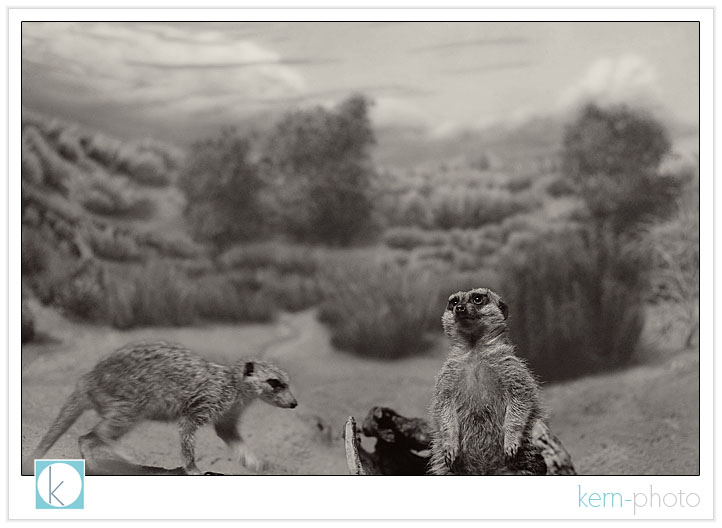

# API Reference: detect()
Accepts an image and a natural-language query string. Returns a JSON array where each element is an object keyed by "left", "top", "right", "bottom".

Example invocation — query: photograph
[{"left": 19, "top": 19, "right": 700, "bottom": 481}]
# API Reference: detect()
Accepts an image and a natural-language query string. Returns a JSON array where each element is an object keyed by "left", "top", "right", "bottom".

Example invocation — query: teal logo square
[{"left": 35, "top": 460, "right": 84, "bottom": 509}]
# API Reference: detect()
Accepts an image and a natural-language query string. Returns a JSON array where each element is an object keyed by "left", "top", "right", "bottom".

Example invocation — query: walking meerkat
[
  {"left": 27, "top": 341, "right": 298, "bottom": 475},
  {"left": 429, "top": 287, "right": 546, "bottom": 475}
]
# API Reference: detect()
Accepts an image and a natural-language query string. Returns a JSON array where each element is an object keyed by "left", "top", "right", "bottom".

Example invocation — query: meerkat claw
[{"left": 504, "top": 439, "right": 520, "bottom": 459}]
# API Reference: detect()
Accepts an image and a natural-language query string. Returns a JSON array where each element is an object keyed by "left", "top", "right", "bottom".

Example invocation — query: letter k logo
[{"left": 47, "top": 465, "right": 64, "bottom": 506}]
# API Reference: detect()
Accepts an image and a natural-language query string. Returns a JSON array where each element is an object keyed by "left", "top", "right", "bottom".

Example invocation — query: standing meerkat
[
  {"left": 429, "top": 287, "right": 547, "bottom": 475},
  {"left": 27, "top": 341, "right": 297, "bottom": 475}
]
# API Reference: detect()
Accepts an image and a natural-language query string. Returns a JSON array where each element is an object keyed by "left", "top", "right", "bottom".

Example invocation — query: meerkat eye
[
  {"left": 447, "top": 297, "right": 459, "bottom": 310},
  {"left": 267, "top": 379, "right": 285, "bottom": 390},
  {"left": 472, "top": 294, "right": 487, "bottom": 305}
]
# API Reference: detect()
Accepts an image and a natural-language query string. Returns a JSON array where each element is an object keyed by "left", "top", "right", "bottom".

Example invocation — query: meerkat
[
  {"left": 26, "top": 341, "right": 297, "bottom": 475},
  {"left": 428, "top": 287, "right": 546, "bottom": 475}
]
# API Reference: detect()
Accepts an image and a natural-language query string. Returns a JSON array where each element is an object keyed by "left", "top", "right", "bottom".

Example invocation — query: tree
[
  {"left": 262, "top": 94, "right": 377, "bottom": 246},
  {"left": 562, "top": 104, "right": 680, "bottom": 233},
  {"left": 178, "top": 128, "right": 264, "bottom": 249}
]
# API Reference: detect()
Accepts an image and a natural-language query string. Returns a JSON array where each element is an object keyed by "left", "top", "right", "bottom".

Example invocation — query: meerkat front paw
[
  {"left": 236, "top": 447, "right": 265, "bottom": 472},
  {"left": 504, "top": 434, "right": 521, "bottom": 459},
  {"left": 442, "top": 442, "right": 458, "bottom": 469}
]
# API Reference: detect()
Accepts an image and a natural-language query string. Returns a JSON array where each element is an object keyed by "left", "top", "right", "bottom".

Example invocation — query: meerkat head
[
  {"left": 240, "top": 360, "right": 298, "bottom": 409},
  {"left": 442, "top": 287, "right": 509, "bottom": 344}
]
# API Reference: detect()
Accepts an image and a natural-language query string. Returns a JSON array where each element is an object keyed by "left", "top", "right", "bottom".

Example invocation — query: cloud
[
  {"left": 445, "top": 60, "right": 534, "bottom": 75},
  {"left": 556, "top": 55, "right": 663, "bottom": 113},
  {"left": 408, "top": 37, "right": 528, "bottom": 54},
  {"left": 22, "top": 22, "right": 307, "bottom": 119}
]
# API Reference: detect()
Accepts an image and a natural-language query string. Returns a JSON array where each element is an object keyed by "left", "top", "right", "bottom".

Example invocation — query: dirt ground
[{"left": 21, "top": 300, "right": 700, "bottom": 475}]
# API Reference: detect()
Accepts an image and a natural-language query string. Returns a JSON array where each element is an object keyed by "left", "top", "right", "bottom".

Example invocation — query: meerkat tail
[{"left": 32, "top": 385, "right": 90, "bottom": 460}]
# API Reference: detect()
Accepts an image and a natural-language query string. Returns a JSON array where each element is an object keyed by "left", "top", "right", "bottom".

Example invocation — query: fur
[
  {"left": 29, "top": 341, "right": 297, "bottom": 475},
  {"left": 429, "top": 288, "right": 546, "bottom": 475}
]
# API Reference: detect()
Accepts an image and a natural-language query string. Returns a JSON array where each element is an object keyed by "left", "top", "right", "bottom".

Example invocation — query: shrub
[
  {"left": 430, "top": 187, "right": 536, "bottom": 230},
  {"left": 137, "top": 231, "right": 205, "bottom": 260},
  {"left": 79, "top": 177, "right": 156, "bottom": 219},
  {"left": 219, "top": 242, "right": 318, "bottom": 276},
  {"left": 317, "top": 257, "right": 441, "bottom": 359},
  {"left": 103, "top": 261, "right": 195, "bottom": 328},
  {"left": 24, "top": 127, "right": 74, "bottom": 194},
  {"left": 263, "top": 271, "right": 322, "bottom": 312},
  {"left": 34, "top": 260, "right": 107, "bottom": 321},
  {"left": 21, "top": 301, "right": 35, "bottom": 343},
  {"left": 54, "top": 129, "right": 84, "bottom": 162},
  {"left": 21, "top": 227, "right": 51, "bottom": 275},
  {"left": 545, "top": 175, "right": 575, "bottom": 197},
  {"left": 179, "top": 128, "right": 265, "bottom": 248},
  {"left": 118, "top": 149, "right": 170, "bottom": 187},
  {"left": 383, "top": 227, "right": 448, "bottom": 251},
  {"left": 505, "top": 175, "right": 534, "bottom": 192},
  {"left": 21, "top": 143, "right": 44, "bottom": 185},
  {"left": 191, "top": 274, "right": 275, "bottom": 323},
  {"left": 499, "top": 227, "right": 647, "bottom": 382},
  {"left": 87, "top": 228, "right": 144, "bottom": 262}
]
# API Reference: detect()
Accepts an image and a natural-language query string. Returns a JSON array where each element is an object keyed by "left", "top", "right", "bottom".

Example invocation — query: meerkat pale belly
[{"left": 429, "top": 287, "right": 547, "bottom": 476}]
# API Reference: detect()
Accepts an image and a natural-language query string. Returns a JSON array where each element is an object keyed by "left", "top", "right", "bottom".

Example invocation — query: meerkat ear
[
  {"left": 498, "top": 299, "right": 509, "bottom": 320},
  {"left": 243, "top": 362, "right": 255, "bottom": 377}
]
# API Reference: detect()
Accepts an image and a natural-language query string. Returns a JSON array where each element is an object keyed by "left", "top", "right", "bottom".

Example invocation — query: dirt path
[{"left": 21, "top": 302, "right": 699, "bottom": 475}]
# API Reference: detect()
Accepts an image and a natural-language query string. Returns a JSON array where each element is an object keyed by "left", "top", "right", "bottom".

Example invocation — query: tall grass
[
  {"left": 79, "top": 176, "right": 156, "bottom": 219},
  {"left": 317, "top": 257, "right": 442, "bottom": 359},
  {"left": 219, "top": 241, "right": 318, "bottom": 276},
  {"left": 500, "top": 227, "right": 646, "bottom": 382},
  {"left": 86, "top": 227, "right": 144, "bottom": 262}
]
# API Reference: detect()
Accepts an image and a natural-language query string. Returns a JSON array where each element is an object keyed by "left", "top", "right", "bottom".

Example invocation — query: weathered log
[
  {"left": 530, "top": 420, "right": 577, "bottom": 475},
  {"left": 344, "top": 406, "right": 577, "bottom": 475}
]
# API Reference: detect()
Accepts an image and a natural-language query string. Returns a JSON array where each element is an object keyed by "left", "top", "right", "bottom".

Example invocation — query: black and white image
[{"left": 20, "top": 21, "right": 700, "bottom": 476}]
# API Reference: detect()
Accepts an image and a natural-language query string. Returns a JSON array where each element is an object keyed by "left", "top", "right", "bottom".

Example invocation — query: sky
[{"left": 22, "top": 21, "right": 699, "bottom": 143}]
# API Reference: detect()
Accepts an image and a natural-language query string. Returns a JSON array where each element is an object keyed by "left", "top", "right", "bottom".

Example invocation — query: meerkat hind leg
[{"left": 78, "top": 415, "right": 134, "bottom": 466}]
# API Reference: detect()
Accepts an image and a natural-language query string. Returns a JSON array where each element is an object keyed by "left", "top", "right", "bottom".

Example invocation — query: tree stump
[{"left": 343, "top": 406, "right": 576, "bottom": 476}]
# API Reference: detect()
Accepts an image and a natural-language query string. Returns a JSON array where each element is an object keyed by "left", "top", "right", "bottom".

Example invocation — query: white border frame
[{"left": 6, "top": 6, "right": 713, "bottom": 521}]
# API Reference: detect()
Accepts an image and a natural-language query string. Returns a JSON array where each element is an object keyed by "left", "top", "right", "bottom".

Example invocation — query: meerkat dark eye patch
[
  {"left": 472, "top": 293, "right": 488, "bottom": 305},
  {"left": 267, "top": 379, "right": 285, "bottom": 390},
  {"left": 447, "top": 297, "right": 460, "bottom": 310}
]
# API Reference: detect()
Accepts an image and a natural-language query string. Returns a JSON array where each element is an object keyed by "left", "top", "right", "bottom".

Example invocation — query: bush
[
  {"left": 179, "top": 128, "right": 265, "bottom": 248},
  {"left": 79, "top": 177, "right": 156, "bottom": 219},
  {"left": 265, "top": 271, "right": 322, "bottom": 312},
  {"left": 545, "top": 175, "right": 575, "bottom": 197},
  {"left": 21, "top": 143, "right": 44, "bottom": 185},
  {"left": 118, "top": 149, "right": 170, "bottom": 187},
  {"left": 103, "top": 261, "right": 195, "bottom": 328},
  {"left": 317, "top": 257, "right": 441, "bottom": 359},
  {"left": 21, "top": 227, "right": 51, "bottom": 275},
  {"left": 219, "top": 242, "right": 317, "bottom": 276},
  {"left": 499, "top": 227, "right": 647, "bottom": 382},
  {"left": 87, "top": 228, "right": 144, "bottom": 262},
  {"left": 137, "top": 231, "right": 205, "bottom": 260},
  {"left": 24, "top": 127, "right": 74, "bottom": 194},
  {"left": 34, "top": 260, "right": 107, "bottom": 320},
  {"left": 21, "top": 301, "right": 35, "bottom": 343},
  {"left": 191, "top": 274, "right": 275, "bottom": 323},
  {"left": 429, "top": 187, "right": 537, "bottom": 230},
  {"left": 383, "top": 227, "right": 448, "bottom": 251},
  {"left": 54, "top": 129, "right": 84, "bottom": 162}
]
